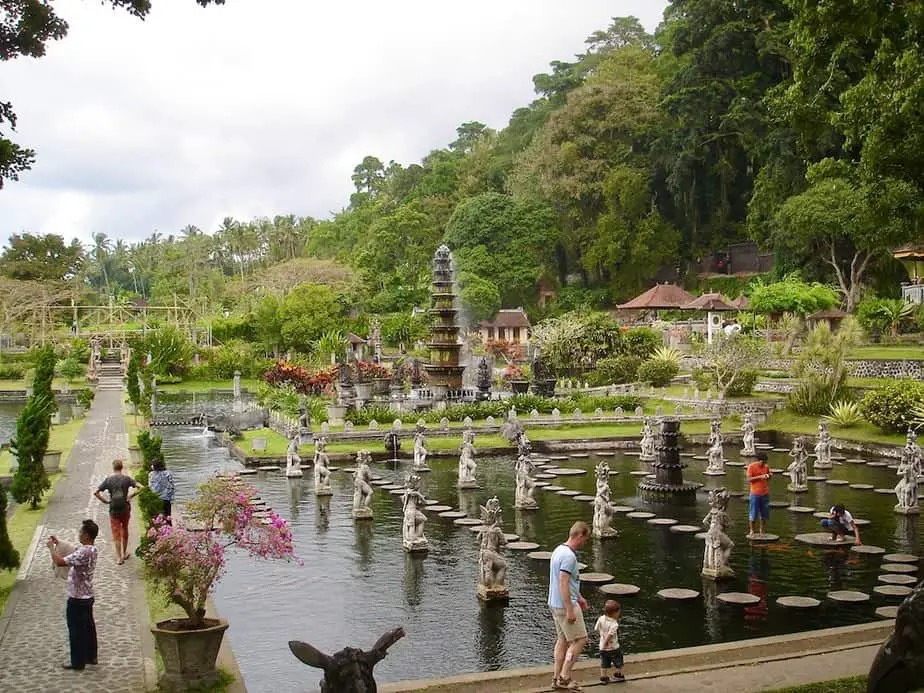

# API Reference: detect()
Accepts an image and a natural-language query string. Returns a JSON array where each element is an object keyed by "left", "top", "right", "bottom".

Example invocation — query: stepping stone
[
  {"left": 467, "top": 525, "right": 487, "bottom": 534},
  {"left": 626, "top": 512, "right": 656, "bottom": 520},
  {"left": 727, "top": 491, "right": 746, "bottom": 498},
  {"left": 578, "top": 562, "right": 588, "bottom": 571},
  {"left": 884, "top": 553, "right": 919, "bottom": 563},
  {"left": 371, "top": 480, "right": 390, "bottom": 486},
  {"left": 853, "top": 519, "right": 871, "bottom": 526},
  {"left": 648, "top": 518, "right": 678, "bottom": 526},
  {"left": 600, "top": 583, "right": 640, "bottom": 596},
  {"left": 543, "top": 485, "right": 565, "bottom": 492},
  {"left": 532, "top": 457, "right": 551, "bottom": 463},
  {"left": 851, "top": 544, "right": 885, "bottom": 555},
  {"left": 679, "top": 452, "right": 695, "bottom": 458},
  {"left": 611, "top": 505, "right": 635, "bottom": 513},
  {"left": 558, "top": 490, "right": 581, "bottom": 497},
  {"left": 423, "top": 499, "right": 439, "bottom": 505},
  {"left": 694, "top": 532, "right": 707, "bottom": 540},
  {"left": 574, "top": 495, "right": 596, "bottom": 502},
  {"left": 726, "top": 461, "right": 745, "bottom": 467},
  {"left": 327, "top": 467, "right": 340, "bottom": 472},
  {"left": 692, "top": 455, "right": 708, "bottom": 461},
  {"left": 670, "top": 525, "right": 702, "bottom": 534},
  {"left": 454, "top": 518, "right": 483, "bottom": 526},
  {"left": 874, "top": 488, "right": 894, "bottom": 495},
  {"left": 788, "top": 506, "right": 816, "bottom": 513},
  {"left": 597, "top": 452, "right": 616, "bottom": 457},
  {"left": 580, "top": 572, "right": 614, "bottom": 584},
  {"left": 876, "top": 606, "right": 900, "bottom": 619},
  {"left": 826, "top": 479, "right": 850, "bottom": 486},
  {"left": 528, "top": 551, "right": 553, "bottom": 560},
  {"left": 506, "top": 541, "right": 540, "bottom": 551},
  {"left": 629, "top": 471, "right": 650, "bottom": 477},
  {"left": 339, "top": 467, "right": 355, "bottom": 473},
  {"left": 878, "top": 574, "right": 917, "bottom": 586},
  {"left": 547, "top": 468, "right": 587, "bottom": 476},
  {"left": 846, "top": 458, "right": 866, "bottom": 464},
  {"left": 533, "top": 481, "right": 551, "bottom": 488},
  {"left": 874, "top": 585, "right": 914, "bottom": 598},
  {"left": 795, "top": 533, "right": 856, "bottom": 546},
  {"left": 624, "top": 451, "right": 641, "bottom": 457},
  {"left": 746, "top": 533, "right": 780, "bottom": 543},
  {"left": 772, "top": 448, "right": 790, "bottom": 453},
  {"left": 769, "top": 501, "right": 791, "bottom": 508},
  {"left": 438, "top": 511, "right": 467, "bottom": 519},
  {"left": 868, "top": 462, "right": 889, "bottom": 468},
  {"left": 570, "top": 453, "right": 590, "bottom": 458},
  {"left": 380, "top": 485, "right": 401, "bottom": 491},
  {"left": 608, "top": 471, "right": 620, "bottom": 476},
  {"left": 850, "top": 484, "right": 875, "bottom": 490},
  {"left": 426, "top": 505, "right": 452, "bottom": 512},
  {"left": 717, "top": 592, "right": 761, "bottom": 605},
  {"left": 658, "top": 588, "right": 700, "bottom": 600},
  {"left": 828, "top": 590, "right": 870, "bottom": 603},
  {"left": 770, "top": 468, "right": 784, "bottom": 474},
  {"left": 549, "top": 456, "right": 569, "bottom": 461},
  {"left": 238, "top": 468, "right": 257, "bottom": 475},
  {"left": 389, "top": 489, "right": 406, "bottom": 495},
  {"left": 536, "top": 473, "right": 556, "bottom": 480},
  {"left": 831, "top": 455, "right": 847, "bottom": 461},
  {"left": 257, "top": 465, "right": 280, "bottom": 472},
  {"left": 806, "top": 475, "right": 827, "bottom": 482},
  {"left": 777, "top": 596, "right": 821, "bottom": 609},
  {"left": 503, "top": 533, "right": 520, "bottom": 542},
  {"left": 813, "top": 512, "right": 830, "bottom": 519}
]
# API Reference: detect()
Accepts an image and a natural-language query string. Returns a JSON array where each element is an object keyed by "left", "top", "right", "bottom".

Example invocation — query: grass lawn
[
  {"left": 663, "top": 384, "right": 781, "bottom": 401},
  {"left": 768, "top": 676, "right": 865, "bottom": 693},
  {"left": 0, "top": 378, "right": 86, "bottom": 392},
  {"left": 849, "top": 345, "right": 924, "bottom": 360},
  {"left": 765, "top": 410, "right": 905, "bottom": 446},
  {"left": 157, "top": 379, "right": 262, "bottom": 393}
]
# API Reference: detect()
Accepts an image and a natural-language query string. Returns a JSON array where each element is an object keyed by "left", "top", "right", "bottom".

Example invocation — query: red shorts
[{"left": 109, "top": 509, "right": 130, "bottom": 543}]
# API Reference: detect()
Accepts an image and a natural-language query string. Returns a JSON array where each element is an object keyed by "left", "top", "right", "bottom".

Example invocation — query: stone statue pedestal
[
  {"left": 592, "top": 527, "right": 618, "bottom": 540},
  {"left": 813, "top": 461, "right": 834, "bottom": 470},
  {"left": 703, "top": 470, "right": 726, "bottom": 477},
  {"left": 477, "top": 585, "right": 509, "bottom": 602},
  {"left": 639, "top": 454, "right": 656, "bottom": 463},
  {"left": 894, "top": 505, "right": 920, "bottom": 515},
  {"left": 403, "top": 538, "right": 429, "bottom": 553},
  {"left": 285, "top": 468, "right": 303, "bottom": 479},
  {"left": 701, "top": 566, "right": 735, "bottom": 580},
  {"left": 299, "top": 428, "right": 312, "bottom": 446},
  {"left": 458, "top": 481, "right": 480, "bottom": 490},
  {"left": 413, "top": 465, "right": 432, "bottom": 473},
  {"left": 514, "top": 502, "right": 539, "bottom": 511},
  {"left": 787, "top": 484, "right": 808, "bottom": 493},
  {"left": 315, "top": 487, "right": 333, "bottom": 497},
  {"left": 353, "top": 508, "right": 374, "bottom": 520},
  {"left": 740, "top": 449, "right": 757, "bottom": 457}
]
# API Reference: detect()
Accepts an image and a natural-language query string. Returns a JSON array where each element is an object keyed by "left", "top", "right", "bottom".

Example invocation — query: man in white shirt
[{"left": 821, "top": 503, "right": 862, "bottom": 544}]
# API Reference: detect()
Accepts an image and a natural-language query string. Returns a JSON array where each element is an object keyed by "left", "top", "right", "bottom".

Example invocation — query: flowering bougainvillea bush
[
  {"left": 142, "top": 475, "right": 299, "bottom": 629},
  {"left": 262, "top": 360, "right": 335, "bottom": 395}
]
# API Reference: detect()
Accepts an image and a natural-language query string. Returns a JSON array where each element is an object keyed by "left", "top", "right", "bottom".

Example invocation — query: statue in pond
[
  {"left": 592, "top": 462, "right": 617, "bottom": 539},
  {"left": 285, "top": 431, "right": 303, "bottom": 478},
  {"left": 458, "top": 433, "right": 478, "bottom": 489},
  {"left": 514, "top": 453, "right": 538, "bottom": 510},
  {"left": 902, "top": 428, "right": 922, "bottom": 479},
  {"left": 314, "top": 437, "right": 333, "bottom": 496},
  {"left": 740, "top": 413, "right": 757, "bottom": 456},
  {"left": 476, "top": 357, "right": 492, "bottom": 401},
  {"left": 412, "top": 423, "right": 429, "bottom": 472},
  {"left": 401, "top": 474, "right": 428, "bottom": 552},
  {"left": 866, "top": 581, "right": 924, "bottom": 693},
  {"left": 352, "top": 450, "right": 374, "bottom": 520},
  {"left": 787, "top": 437, "right": 808, "bottom": 492},
  {"left": 813, "top": 420, "right": 833, "bottom": 469},
  {"left": 701, "top": 487, "right": 734, "bottom": 580},
  {"left": 639, "top": 417, "right": 656, "bottom": 461},
  {"left": 289, "top": 627, "right": 405, "bottom": 693},
  {"left": 708, "top": 419, "right": 723, "bottom": 447},
  {"left": 383, "top": 430, "right": 401, "bottom": 459},
  {"left": 894, "top": 454, "right": 920, "bottom": 515},
  {"left": 477, "top": 496, "right": 509, "bottom": 601},
  {"left": 705, "top": 436, "right": 725, "bottom": 476}
]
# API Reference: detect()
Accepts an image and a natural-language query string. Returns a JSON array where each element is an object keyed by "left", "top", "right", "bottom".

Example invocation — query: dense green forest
[{"left": 2, "top": 3, "right": 923, "bottom": 341}]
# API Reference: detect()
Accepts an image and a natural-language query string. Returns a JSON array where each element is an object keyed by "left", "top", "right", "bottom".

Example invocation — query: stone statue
[
  {"left": 894, "top": 454, "right": 920, "bottom": 515},
  {"left": 787, "top": 437, "right": 808, "bottom": 492},
  {"left": 813, "top": 421, "right": 833, "bottom": 469},
  {"left": 383, "top": 430, "right": 401, "bottom": 459},
  {"left": 866, "top": 581, "right": 924, "bottom": 692},
  {"left": 902, "top": 428, "right": 922, "bottom": 479},
  {"left": 708, "top": 419, "right": 723, "bottom": 448},
  {"left": 638, "top": 417, "right": 656, "bottom": 461},
  {"left": 412, "top": 423, "right": 429, "bottom": 471},
  {"left": 515, "top": 429, "right": 531, "bottom": 458},
  {"left": 592, "top": 462, "right": 617, "bottom": 539},
  {"left": 740, "top": 413, "right": 757, "bottom": 456},
  {"left": 352, "top": 450, "right": 374, "bottom": 520},
  {"left": 313, "top": 437, "right": 333, "bottom": 496},
  {"left": 701, "top": 488, "right": 735, "bottom": 579},
  {"left": 299, "top": 406, "right": 310, "bottom": 430},
  {"left": 410, "top": 359, "right": 422, "bottom": 388},
  {"left": 477, "top": 496, "right": 509, "bottom": 600},
  {"left": 476, "top": 357, "right": 492, "bottom": 401},
  {"left": 514, "top": 453, "right": 538, "bottom": 510},
  {"left": 458, "top": 435, "right": 478, "bottom": 489},
  {"left": 289, "top": 627, "right": 406, "bottom": 693},
  {"left": 233, "top": 371, "right": 241, "bottom": 399},
  {"left": 369, "top": 319, "right": 382, "bottom": 363},
  {"left": 401, "top": 474, "right": 428, "bottom": 552},
  {"left": 285, "top": 431, "right": 303, "bottom": 478},
  {"left": 704, "top": 437, "right": 725, "bottom": 476}
]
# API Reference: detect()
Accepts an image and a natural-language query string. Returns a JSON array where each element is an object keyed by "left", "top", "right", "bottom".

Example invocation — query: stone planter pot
[
  {"left": 151, "top": 618, "right": 229, "bottom": 692},
  {"left": 326, "top": 405, "right": 347, "bottom": 426},
  {"left": 43, "top": 450, "right": 63, "bottom": 473},
  {"left": 128, "top": 446, "right": 143, "bottom": 467},
  {"left": 354, "top": 383, "right": 373, "bottom": 400},
  {"left": 510, "top": 380, "right": 530, "bottom": 395},
  {"left": 373, "top": 377, "right": 391, "bottom": 396}
]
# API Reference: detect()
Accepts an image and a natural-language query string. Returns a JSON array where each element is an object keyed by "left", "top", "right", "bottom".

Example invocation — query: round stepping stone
[
  {"left": 454, "top": 518, "right": 483, "bottom": 526},
  {"left": 648, "top": 518, "right": 677, "bottom": 526},
  {"left": 747, "top": 533, "right": 780, "bottom": 543},
  {"left": 327, "top": 467, "right": 340, "bottom": 473},
  {"left": 608, "top": 471, "right": 620, "bottom": 477},
  {"left": 626, "top": 511, "right": 656, "bottom": 520},
  {"left": 503, "top": 533, "right": 520, "bottom": 542},
  {"left": 533, "top": 481, "right": 551, "bottom": 488},
  {"left": 611, "top": 505, "right": 635, "bottom": 513},
  {"left": 884, "top": 553, "right": 919, "bottom": 563},
  {"left": 879, "top": 574, "right": 917, "bottom": 585},
  {"left": 788, "top": 506, "right": 816, "bottom": 514},
  {"left": 851, "top": 544, "right": 885, "bottom": 555},
  {"left": 806, "top": 475, "right": 827, "bottom": 482},
  {"left": 874, "top": 488, "right": 894, "bottom": 495},
  {"left": 543, "top": 485, "right": 565, "bottom": 492},
  {"left": 371, "top": 480, "right": 390, "bottom": 486},
  {"left": 658, "top": 588, "right": 700, "bottom": 600},
  {"left": 438, "top": 511, "right": 467, "bottom": 519},
  {"left": 795, "top": 533, "right": 856, "bottom": 546},
  {"left": 600, "top": 583, "right": 640, "bottom": 596},
  {"left": 831, "top": 455, "right": 847, "bottom": 461},
  {"left": 426, "top": 505, "right": 452, "bottom": 512},
  {"left": 771, "top": 448, "right": 790, "bottom": 453},
  {"left": 389, "top": 489, "right": 405, "bottom": 495},
  {"left": 850, "top": 484, "right": 875, "bottom": 490},
  {"left": 570, "top": 453, "right": 589, "bottom": 458},
  {"left": 597, "top": 452, "right": 615, "bottom": 457},
  {"left": 717, "top": 592, "right": 760, "bottom": 605},
  {"left": 876, "top": 606, "right": 900, "bottom": 619},
  {"left": 558, "top": 490, "right": 581, "bottom": 497},
  {"left": 868, "top": 461, "right": 888, "bottom": 468},
  {"left": 257, "top": 465, "right": 280, "bottom": 472},
  {"left": 624, "top": 451, "right": 641, "bottom": 457},
  {"left": 853, "top": 518, "right": 871, "bottom": 527},
  {"left": 846, "top": 458, "right": 866, "bottom": 464},
  {"left": 339, "top": 467, "right": 355, "bottom": 473},
  {"left": 670, "top": 525, "right": 702, "bottom": 534},
  {"left": 769, "top": 501, "right": 791, "bottom": 508},
  {"left": 580, "top": 572, "right": 614, "bottom": 584},
  {"left": 536, "top": 473, "right": 556, "bottom": 480},
  {"left": 874, "top": 585, "right": 914, "bottom": 598},
  {"left": 692, "top": 455, "right": 708, "bottom": 461},
  {"left": 506, "top": 541, "right": 540, "bottom": 551},
  {"left": 727, "top": 491, "right": 746, "bottom": 498},
  {"left": 574, "top": 495, "right": 596, "bottom": 502},
  {"left": 777, "top": 596, "right": 821, "bottom": 609},
  {"left": 679, "top": 452, "right": 695, "bottom": 458},
  {"left": 770, "top": 468, "right": 784, "bottom": 474},
  {"left": 549, "top": 455, "right": 569, "bottom": 461},
  {"left": 826, "top": 479, "right": 849, "bottom": 486},
  {"left": 238, "top": 468, "right": 257, "bottom": 475},
  {"left": 467, "top": 525, "right": 487, "bottom": 534},
  {"left": 528, "top": 551, "right": 553, "bottom": 560},
  {"left": 828, "top": 590, "right": 870, "bottom": 603},
  {"left": 380, "top": 484, "right": 401, "bottom": 491},
  {"left": 532, "top": 457, "right": 551, "bottom": 463},
  {"left": 694, "top": 532, "right": 707, "bottom": 540},
  {"left": 726, "top": 461, "right": 745, "bottom": 467},
  {"left": 629, "top": 470, "right": 650, "bottom": 477}
]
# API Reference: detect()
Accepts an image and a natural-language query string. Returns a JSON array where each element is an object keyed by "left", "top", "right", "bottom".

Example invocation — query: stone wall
[{"left": 681, "top": 356, "right": 924, "bottom": 380}]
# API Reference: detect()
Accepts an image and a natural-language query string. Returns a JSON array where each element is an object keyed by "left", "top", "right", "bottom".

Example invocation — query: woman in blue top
[{"left": 149, "top": 459, "right": 176, "bottom": 523}]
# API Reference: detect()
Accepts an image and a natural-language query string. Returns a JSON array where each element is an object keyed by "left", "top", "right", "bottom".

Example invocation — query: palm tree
[{"left": 90, "top": 232, "right": 113, "bottom": 295}]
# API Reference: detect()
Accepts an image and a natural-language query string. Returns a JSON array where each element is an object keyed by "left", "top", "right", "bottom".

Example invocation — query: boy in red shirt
[{"left": 747, "top": 451, "right": 772, "bottom": 537}]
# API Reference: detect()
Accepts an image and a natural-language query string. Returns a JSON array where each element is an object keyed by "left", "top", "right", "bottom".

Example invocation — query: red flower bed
[
  {"left": 357, "top": 361, "right": 390, "bottom": 380},
  {"left": 263, "top": 361, "right": 335, "bottom": 395}
]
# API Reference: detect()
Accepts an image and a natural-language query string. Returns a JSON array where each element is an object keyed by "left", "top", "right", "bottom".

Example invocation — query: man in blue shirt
[{"left": 548, "top": 521, "right": 591, "bottom": 691}]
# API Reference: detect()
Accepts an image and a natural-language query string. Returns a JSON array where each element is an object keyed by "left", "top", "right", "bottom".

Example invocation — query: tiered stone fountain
[
  {"left": 639, "top": 418, "right": 701, "bottom": 503},
  {"left": 423, "top": 245, "right": 465, "bottom": 403}
]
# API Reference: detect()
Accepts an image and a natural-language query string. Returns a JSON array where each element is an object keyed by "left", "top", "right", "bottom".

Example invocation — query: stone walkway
[{"left": 0, "top": 375, "right": 151, "bottom": 693}]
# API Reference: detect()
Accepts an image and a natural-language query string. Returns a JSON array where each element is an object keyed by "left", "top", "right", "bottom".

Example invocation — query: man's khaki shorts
[{"left": 550, "top": 606, "right": 587, "bottom": 642}]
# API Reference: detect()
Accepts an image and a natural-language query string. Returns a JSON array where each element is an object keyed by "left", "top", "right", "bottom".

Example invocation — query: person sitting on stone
[{"left": 820, "top": 503, "right": 861, "bottom": 544}]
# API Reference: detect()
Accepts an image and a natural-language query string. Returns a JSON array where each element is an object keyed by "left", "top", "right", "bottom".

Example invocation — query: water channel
[{"left": 155, "top": 411, "right": 919, "bottom": 693}]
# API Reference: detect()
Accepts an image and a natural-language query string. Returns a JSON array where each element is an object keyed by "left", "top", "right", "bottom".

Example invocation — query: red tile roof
[
  {"left": 617, "top": 284, "right": 695, "bottom": 310},
  {"left": 479, "top": 308, "right": 531, "bottom": 329}
]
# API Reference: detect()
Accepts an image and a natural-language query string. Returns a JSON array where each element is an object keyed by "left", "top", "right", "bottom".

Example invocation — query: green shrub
[
  {"left": 725, "top": 370, "right": 758, "bottom": 397},
  {"left": 206, "top": 340, "right": 269, "bottom": 379},
  {"left": 0, "top": 488, "right": 20, "bottom": 571},
  {"left": 636, "top": 359, "right": 679, "bottom": 387},
  {"left": 860, "top": 380, "right": 924, "bottom": 433},
  {"left": 58, "top": 357, "right": 84, "bottom": 381},
  {"left": 571, "top": 394, "right": 643, "bottom": 412},
  {"left": 789, "top": 377, "right": 853, "bottom": 417},
  {"left": 589, "top": 356, "right": 642, "bottom": 385},
  {"left": 346, "top": 405, "right": 403, "bottom": 426},
  {"left": 75, "top": 388, "right": 95, "bottom": 409},
  {"left": 621, "top": 328, "right": 662, "bottom": 360},
  {"left": 0, "top": 364, "right": 25, "bottom": 380},
  {"left": 10, "top": 393, "right": 53, "bottom": 509},
  {"left": 856, "top": 297, "right": 892, "bottom": 336},
  {"left": 823, "top": 401, "right": 864, "bottom": 428}
]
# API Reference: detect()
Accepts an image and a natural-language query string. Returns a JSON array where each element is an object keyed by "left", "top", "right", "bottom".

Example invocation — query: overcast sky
[{"left": 0, "top": 0, "right": 669, "bottom": 245}]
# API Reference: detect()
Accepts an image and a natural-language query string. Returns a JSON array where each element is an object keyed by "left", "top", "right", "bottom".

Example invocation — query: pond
[
  {"left": 157, "top": 423, "right": 918, "bottom": 693},
  {"left": 0, "top": 401, "right": 78, "bottom": 446}
]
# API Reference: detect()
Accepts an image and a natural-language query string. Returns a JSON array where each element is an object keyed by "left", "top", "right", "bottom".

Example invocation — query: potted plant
[
  {"left": 143, "top": 475, "right": 298, "bottom": 691},
  {"left": 503, "top": 364, "right": 529, "bottom": 394}
]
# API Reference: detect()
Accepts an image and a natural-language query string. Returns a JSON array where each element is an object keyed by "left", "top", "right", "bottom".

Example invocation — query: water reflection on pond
[{"left": 158, "top": 425, "right": 918, "bottom": 693}]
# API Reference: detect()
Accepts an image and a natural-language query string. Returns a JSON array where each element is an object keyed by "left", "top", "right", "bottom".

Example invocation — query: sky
[{"left": 0, "top": 0, "right": 669, "bottom": 245}]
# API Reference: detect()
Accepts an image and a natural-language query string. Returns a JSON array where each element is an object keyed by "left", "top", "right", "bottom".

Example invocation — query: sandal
[
  {"left": 612, "top": 673, "right": 626, "bottom": 683},
  {"left": 557, "top": 678, "right": 583, "bottom": 691},
  {"left": 600, "top": 675, "right": 612, "bottom": 683}
]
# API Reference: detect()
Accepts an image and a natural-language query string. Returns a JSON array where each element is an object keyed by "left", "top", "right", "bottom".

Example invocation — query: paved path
[{"left": 0, "top": 374, "right": 152, "bottom": 693}]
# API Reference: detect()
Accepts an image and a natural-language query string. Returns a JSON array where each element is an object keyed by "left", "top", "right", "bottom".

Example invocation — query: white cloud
[{"left": 0, "top": 0, "right": 668, "bottom": 244}]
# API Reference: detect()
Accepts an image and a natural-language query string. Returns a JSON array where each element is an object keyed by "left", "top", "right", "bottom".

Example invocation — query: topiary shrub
[
  {"left": 589, "top": 356, "right": 642, "bottom": 386},
  {"left": 860, "top": 380, "right": 924, "bottom": 433},
  {"left": 636, "top": 359, "right": 679, "bottom": 387},
  {"left": 0, "top": 489, "right": 20, "bottom": 572}
]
